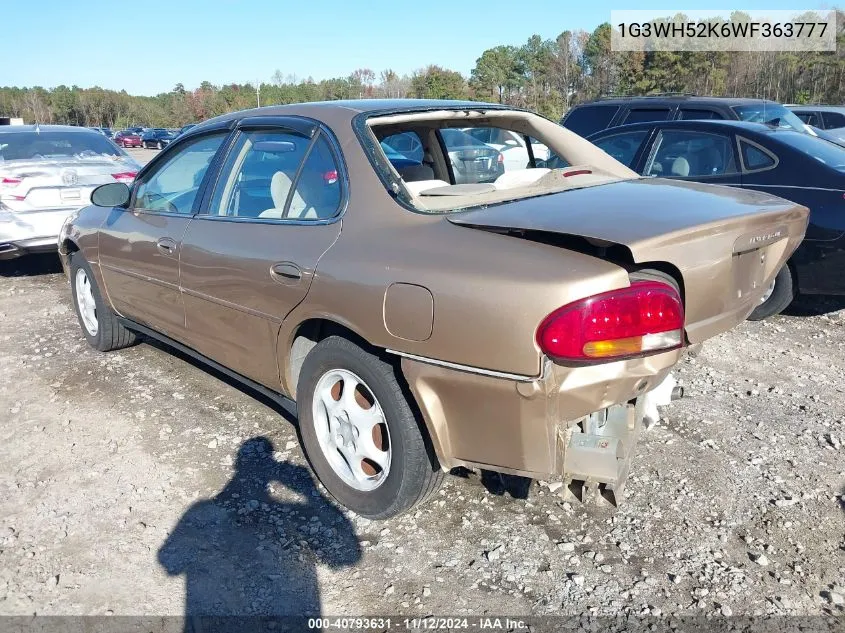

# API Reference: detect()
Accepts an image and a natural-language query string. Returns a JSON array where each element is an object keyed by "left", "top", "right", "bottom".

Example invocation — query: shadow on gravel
[
  {"left": 0, "top": 253, "right": 63, "bottom": 277},
  {"left": 783, "top": 294, "right": 845, "bottom": 317},
  {"left": 452, "top": 467, "right": 533, "bottom": 499},
  {"left": 158, "top": 437, "right": 361, "bottom": 630}
]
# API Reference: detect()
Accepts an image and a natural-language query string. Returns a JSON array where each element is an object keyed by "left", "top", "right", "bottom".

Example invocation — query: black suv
[{"left": 561, "top": 95, "right": 809, "bottom": 138}]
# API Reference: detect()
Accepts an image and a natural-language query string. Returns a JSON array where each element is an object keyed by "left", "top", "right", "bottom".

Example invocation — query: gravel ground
[{"left": 0, "top": 255, "right": 843, "bottom": 620}]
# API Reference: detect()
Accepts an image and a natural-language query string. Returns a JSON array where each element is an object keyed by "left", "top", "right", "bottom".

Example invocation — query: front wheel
[
  {"left": 296, "top": 336, "right": 442, "bottom": 519},
  {"left": 69, "top": 253, "right": 136, "bottom": 352},
  {"left": 748, "top": 265, "right": 794, "bottom": 321}
]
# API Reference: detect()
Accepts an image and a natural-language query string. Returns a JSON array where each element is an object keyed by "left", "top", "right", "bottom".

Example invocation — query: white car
[
  {"left": 463, "top": 127, "right": 549, "bottom": 172},
  {"left": 0, "top": 125, "right": 139, "bottom": 259}
]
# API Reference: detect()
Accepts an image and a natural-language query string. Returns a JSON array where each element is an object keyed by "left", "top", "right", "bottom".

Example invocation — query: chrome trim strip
[
  {"left": 386, "top": 349, "right": 539, "bottom": 382},
  {"left": 742, "top": 183, "right": 845, "bottom": 193}
]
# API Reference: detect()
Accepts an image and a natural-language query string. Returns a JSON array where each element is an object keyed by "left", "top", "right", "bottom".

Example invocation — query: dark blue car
[{"left": 588, "top": 120, "right": 845, "bottom": 319}]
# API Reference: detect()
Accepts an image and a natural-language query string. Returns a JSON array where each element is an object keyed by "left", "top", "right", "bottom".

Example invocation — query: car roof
[
  {"left": 196, "top": 98, "right": 509, "bottom": 128},
  {"left": 788, "top": 104, "right": 845, "bottom": 113},
  {"left": 586, "top": 119, "right": 805, "bottom": 139},
  {"left": 574, "top": 95, "right": 779, "bottom": 108},
  {"left": 0, "top": 124, "right": 102, "bottom": 134}
]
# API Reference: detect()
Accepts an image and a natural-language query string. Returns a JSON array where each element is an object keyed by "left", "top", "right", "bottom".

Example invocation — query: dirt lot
[{"left": 1, "top": 249, "right": 844, "bottom": 619}]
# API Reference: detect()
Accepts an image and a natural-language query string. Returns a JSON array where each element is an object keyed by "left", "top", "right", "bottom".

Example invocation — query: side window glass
[
  {"left": 134, "top": 133, "right": 226, "bottom": 214},
  {"left": 286, "top": 134, "right": 343, "bottom": 220},
  {"left": 679, "top": 109, "right": 724, "bottom": 120},
  {"left": 593, "top": 130, "right": 648, "bottom": 167},
  {"left": 624, "top": 108, "right": 671, "bottom": 124},
  {"left": 562, "top": 105, "right": 619, "bottom": 137},
  {"left": 380, "top": 132, "right": 424, "bottom": 164},
  {"left": 645, "top": 130, "right": 737, "bottom": 177},
  {"left": 211, "top": 130, "right": 342, "bottom": 221},
  {"left": 822, "top": 111, "right": 845, "bottom": 129},
  {"left": 211, "top": 131, "right": 309, "bottom": 219},
  {"left": 740, "top": 141, "right": 776, "bottom": 171},
  {"left": 795, "top": 112, "right": 816, "bottom": 125}
]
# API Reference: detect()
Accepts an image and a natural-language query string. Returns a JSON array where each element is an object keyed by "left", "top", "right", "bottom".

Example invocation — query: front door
[
  {"left": 98, "top": 132, "right": 229, "bottom": 339},
  {"left": 179, "top": 122, "right": 345, "bottom": 388}
]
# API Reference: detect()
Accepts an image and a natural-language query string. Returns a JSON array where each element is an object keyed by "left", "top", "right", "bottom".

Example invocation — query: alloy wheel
[
  {"left": 312, "top": 368, "right": 391, "bottom": 491},
  {"left": 74, "top": 268, "right": 98, "bottom": 336}
]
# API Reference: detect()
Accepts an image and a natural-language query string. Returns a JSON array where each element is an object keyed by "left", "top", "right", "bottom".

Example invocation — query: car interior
[
  {"left": 645, "top": 133, "right": 737, "bottom": 178},
  {"left": 366, "top": 109, "right": 637, "bottom": 211}
]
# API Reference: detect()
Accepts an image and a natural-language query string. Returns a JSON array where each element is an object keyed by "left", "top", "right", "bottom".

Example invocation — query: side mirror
[
  {"left": 535, "top": 159, "right": 547, "bottom": 168},
  {"left": 91, "top": 182, "right": 131, "bottom": 208}
]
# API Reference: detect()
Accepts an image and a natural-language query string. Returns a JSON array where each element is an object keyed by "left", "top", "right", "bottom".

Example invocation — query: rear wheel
[
  {"left": 296, "top": 336, "right": 442, "bottom": 519},
  {"left": 69, "top": 253, "right": 136, "bottom": 352},
  {"left": 748, "top": 265, "right": 794, "bottom": 321}
]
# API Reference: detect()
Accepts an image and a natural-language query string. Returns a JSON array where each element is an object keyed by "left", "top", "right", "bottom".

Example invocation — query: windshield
[
  {"left": 0, "top": 131, "right": 124, "bottom": 161},
  {"left": 732, "top": 104, "right": 807, "bottom": 132},
  {"left": 777, "top": 131, "right": 845, "bottom": 171}
]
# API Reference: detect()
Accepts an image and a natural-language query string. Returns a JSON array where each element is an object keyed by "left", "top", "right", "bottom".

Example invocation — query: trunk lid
[
  {"left": 0, "top": 157, "right": 136, "bottom": 210},
  {"left": 448, "top": 178, "right": 809, "bottom": 343}
]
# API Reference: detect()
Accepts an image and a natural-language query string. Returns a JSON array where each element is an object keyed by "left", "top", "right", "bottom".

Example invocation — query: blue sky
[{"left": 1, "top": 0, "right": 828, "bottom": 95}]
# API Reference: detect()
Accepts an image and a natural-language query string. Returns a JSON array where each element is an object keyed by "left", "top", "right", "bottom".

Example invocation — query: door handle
[
  {"left": 156, "top": 237, "right": 177, "bottom": 254},
  {"left": 270, "top": 262, "right": 302, "bottom": 283}
]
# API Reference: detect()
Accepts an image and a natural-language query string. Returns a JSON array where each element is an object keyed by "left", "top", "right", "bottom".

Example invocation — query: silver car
[{"left": 0, "top": 125, "right": 139, "bottom": 260}]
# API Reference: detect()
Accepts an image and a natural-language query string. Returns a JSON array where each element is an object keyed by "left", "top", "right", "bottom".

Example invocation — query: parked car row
[
  {"left": 562, "top": 95, "right": 845, "bottom": 319},
  {"left": 108, "top": 125, "right": 198, "bottom": 148},
  {"left": 49, "top": 99, "right": 808, "bottom": 520}
]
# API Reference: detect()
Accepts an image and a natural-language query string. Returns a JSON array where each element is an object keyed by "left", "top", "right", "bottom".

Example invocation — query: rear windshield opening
[{"left": 365, "top": 110, "right": 636, "bottom": 214}]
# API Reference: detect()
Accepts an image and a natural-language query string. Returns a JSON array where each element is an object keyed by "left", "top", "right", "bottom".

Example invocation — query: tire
[
  {"left": 296, "top": 336, "right": 443, "bottom": 519},
  {"left": 748, "top": 265, "right": 794, "bottom": 321},
  {"left": 69, "top": 252, "right": 136, "bottom": 352}
]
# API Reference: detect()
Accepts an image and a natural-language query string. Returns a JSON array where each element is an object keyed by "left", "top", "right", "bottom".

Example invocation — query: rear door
[
  {"left": 98, "top": 131, "right": 230, "bottom": 339},
  {"left": 178, "top": 118, "right": 345, "bottom": 388}
]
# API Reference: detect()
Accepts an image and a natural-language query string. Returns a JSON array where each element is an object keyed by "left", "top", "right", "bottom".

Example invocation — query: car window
[
  {"left": 732, "top": 104, "right": 806, "bottom": 131},
  {"left": 210, "top": 130, "right": 342, "bottom": 221},
  {"left": 822, "top": 111, "right": 845, "bottom": 129},
  {"left": 795, "top": 111, "right": 820, "bottom": 126},
  {"left": 739, "top": 140, "right": 777, "bottom": 171},
  {"left": 0, "top": 131, "right": 124, "bottom": 161},
  {"left": 624, "top": 108, "right": 672, "bottom": 124},
  {"left": 593, "top": 130, "right": 648, "bottom": 168},
  {"left": 380, "top": 132, "right": 423, "bottom": 163},
  {"left": 562, "top": 105, "right": 619, "bottom": 137},
  {"left": 645, "top": 130, "right": 737, "bottom": 177},
  {"left": 134, "top": 133, "right": 226, "bottom": 214},
  {"left": 678, "top": 109, "right": 724, "bottom": 120}
]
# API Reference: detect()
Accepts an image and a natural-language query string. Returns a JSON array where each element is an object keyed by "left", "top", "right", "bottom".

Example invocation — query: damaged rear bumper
[{"left": 400, "top": 349, "right": 685, "bottom": 503}]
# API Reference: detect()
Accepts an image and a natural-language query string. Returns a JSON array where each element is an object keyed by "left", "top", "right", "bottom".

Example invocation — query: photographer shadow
[{"left": 158, "top": 437, "right": 361, "bottom": 631}]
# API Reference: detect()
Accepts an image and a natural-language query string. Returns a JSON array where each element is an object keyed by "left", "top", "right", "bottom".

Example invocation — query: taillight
[
  {"left": 111, "top": 172, "right": 137, "bottom": 183},
  {"left": 536, "top": 281, "right": 684, "bottom": 362},
  {"left": 323, "top": 170, "right": 338, "bottom": 185},
  {"left": 497, "top": 153, "right": 504, "bottom": 163},
  {"left": 1, "top": 177, "right": 22, "bottom": 188}
]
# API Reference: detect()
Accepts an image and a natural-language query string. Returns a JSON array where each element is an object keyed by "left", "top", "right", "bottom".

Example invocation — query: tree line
[{"left": 2, "top": 13, "right": 842, "bottom": 129}]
